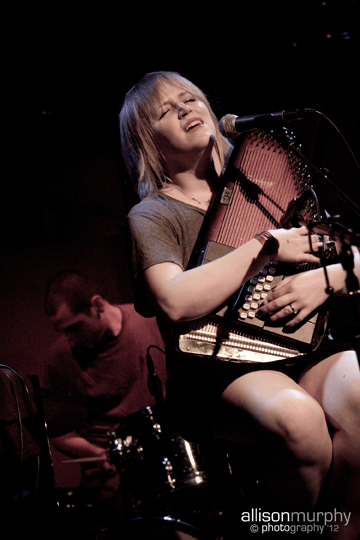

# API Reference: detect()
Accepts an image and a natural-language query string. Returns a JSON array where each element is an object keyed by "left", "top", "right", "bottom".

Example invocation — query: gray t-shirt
[{"left": 127, "top": 192, "right": 206, "bottom": 317}]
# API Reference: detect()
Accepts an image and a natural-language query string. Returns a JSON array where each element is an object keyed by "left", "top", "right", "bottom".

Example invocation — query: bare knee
[{"left": 263, "top": 390, "right": 332, "bottom": 466}]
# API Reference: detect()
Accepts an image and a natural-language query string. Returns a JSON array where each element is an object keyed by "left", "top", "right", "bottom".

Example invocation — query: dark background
[{"left": 1, "top": 1, "right": 360, "bottom": 487}]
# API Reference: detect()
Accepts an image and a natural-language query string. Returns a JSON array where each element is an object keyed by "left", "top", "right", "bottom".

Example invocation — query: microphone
[{"left": 219, "top": 109, "right": 315, "bottom": 139}]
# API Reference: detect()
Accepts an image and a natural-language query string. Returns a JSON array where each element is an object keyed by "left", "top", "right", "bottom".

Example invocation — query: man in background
[{"left": 43, "top": 269, "right": 166, "bottom": 524}]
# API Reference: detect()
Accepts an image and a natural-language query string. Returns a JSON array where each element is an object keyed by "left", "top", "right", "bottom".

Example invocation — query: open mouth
[{"left": 186, "top": 119, "right": 203, "bottom": 131}]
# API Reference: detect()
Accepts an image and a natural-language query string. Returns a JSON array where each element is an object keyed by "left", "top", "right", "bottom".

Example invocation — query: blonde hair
[{"left": 119, "top": 71, "right": 232, "bottom": 200}]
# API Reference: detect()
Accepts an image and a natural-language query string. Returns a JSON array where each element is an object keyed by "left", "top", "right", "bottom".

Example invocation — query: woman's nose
[{"left": 177, "top": 102, "right": 191, "bottom": 118}]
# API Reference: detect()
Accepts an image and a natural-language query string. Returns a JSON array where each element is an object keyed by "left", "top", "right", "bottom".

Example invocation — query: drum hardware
[
  {"left": 108, "top": 432, "right": 144, "bottom": 467},
  {"left": 107, "top": 406, "right": 222, "bottom": 534},
  {"left": 162, "top": 457, "right": 175, "bottom": 489}
]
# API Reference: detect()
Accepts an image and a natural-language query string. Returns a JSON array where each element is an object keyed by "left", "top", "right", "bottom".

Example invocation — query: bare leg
[
  {"left": 211, "top": 369, "right": 333, "bottom": 510},
  {"left": 299, "top": 350, "right": 360, "bottom": 540}
]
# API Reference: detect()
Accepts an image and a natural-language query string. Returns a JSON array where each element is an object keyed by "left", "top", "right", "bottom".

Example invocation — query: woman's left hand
[{"left": 257, "top": 267, "right": 330, "bottom": 326}]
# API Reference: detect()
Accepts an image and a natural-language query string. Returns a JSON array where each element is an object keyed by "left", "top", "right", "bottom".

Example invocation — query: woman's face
[{"left": 151, "top": 81, "right": 217, "bottom": 167}]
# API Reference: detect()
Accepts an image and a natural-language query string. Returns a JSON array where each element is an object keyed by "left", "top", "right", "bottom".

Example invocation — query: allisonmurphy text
[{"left": 240, "top": 508, "right": 351, "bottom": 527}]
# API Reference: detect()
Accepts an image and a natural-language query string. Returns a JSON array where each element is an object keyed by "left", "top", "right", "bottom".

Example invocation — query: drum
[
  {"left": 108, "top": 407, "right": 217, "bottom": 520},
  {"left": 112, "top": 517, "right": 214, "bottom": 540}
]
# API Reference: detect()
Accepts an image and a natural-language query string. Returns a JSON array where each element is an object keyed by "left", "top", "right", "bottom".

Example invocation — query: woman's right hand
[{"left": 270, "top": 226, "right": 321, "bottom": 264}]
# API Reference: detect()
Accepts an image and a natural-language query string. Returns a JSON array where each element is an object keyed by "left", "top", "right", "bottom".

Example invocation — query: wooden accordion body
[{"left": 172, "top": 128, "right": 329, "bottom": 364}]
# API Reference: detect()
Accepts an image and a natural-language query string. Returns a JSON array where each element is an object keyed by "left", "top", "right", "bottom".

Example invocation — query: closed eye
[{"left": 159, "top": 97, "right": 195, "bottom": 119}]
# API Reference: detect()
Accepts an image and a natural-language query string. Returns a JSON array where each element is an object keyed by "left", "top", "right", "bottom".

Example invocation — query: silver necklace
[{"left": 172, "top": 184, "right": 211, "bottom": 205}]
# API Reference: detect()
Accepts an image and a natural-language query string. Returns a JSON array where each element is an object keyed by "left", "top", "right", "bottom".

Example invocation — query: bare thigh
[
  {"left": 211, "top": 368, "right": 324, "bottom": 445},
  {"left": 298, "top": 349, "right": 360, "bottom": 431}
]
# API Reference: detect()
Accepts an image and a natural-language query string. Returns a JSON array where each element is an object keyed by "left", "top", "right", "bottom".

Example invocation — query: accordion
[{"left": 172, "top": 128, "right": 330, "bottom": 364}]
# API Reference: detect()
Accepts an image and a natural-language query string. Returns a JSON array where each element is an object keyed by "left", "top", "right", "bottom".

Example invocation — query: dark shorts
[{"left": 165, "top": 338, "right": 354, "bottom": 443}]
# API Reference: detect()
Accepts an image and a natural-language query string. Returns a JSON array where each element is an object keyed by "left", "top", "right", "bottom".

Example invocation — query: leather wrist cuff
[{"left": 254, "top": 231, "right": 279, "bottom": 261}]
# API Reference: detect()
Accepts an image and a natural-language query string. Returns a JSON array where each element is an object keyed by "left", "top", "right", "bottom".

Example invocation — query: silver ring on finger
[{"left": 290, "top": 303, "right": 299, "bottom": 316}]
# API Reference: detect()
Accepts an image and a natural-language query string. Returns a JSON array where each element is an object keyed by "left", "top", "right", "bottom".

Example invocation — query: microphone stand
[
  {"left": 310, "top": 217, "right": 360, "bottom": 366},
  {"left": 277, "top": 126, "right": 360, "bottom": 218},
  {"left": 272, "top": 124, "right": 360, "bottom": 364},
  {"left": 274, "top": 125, "right": 360, "bottom": 365}
]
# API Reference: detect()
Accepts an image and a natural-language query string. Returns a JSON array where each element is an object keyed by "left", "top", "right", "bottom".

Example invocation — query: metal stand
[
  {"left": 309, "top": 217, "right": 360, "bottom": 366},
  {"left": 276, "top": 125, "right": 360, "bottom": 365}
]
